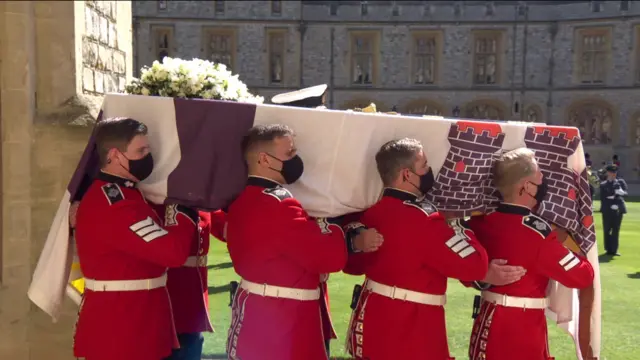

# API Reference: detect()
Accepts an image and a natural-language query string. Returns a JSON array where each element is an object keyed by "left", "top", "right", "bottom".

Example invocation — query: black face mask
[
  {"left": 267, "top": 154, "right": 304, "bottom": 184},
  {"left": 409, "top": 168, "right": 435, "bottom": 195},
  {"left": 121, "top": 152, "right": 154, "bottom": 182},
  {"left": 524, "top": 176, "right": 548, "bottom": 205}
]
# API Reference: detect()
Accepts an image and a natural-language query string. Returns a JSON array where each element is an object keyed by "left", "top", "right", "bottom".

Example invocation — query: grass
[{"left": 202, "top": 201, "right": 640, "bottom": 360}]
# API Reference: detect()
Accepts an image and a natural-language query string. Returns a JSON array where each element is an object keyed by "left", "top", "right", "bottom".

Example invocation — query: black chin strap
[
  {"left": 404, "top": 174, "right": 422, "bottom": 196},
  {"left": 519, "top": 183, "right": 536, "bottom": 200}
]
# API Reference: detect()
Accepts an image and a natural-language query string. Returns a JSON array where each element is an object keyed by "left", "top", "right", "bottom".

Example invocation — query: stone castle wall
[
  {"left": 133, "top": 1, "right": 640, "bottom": 182},
  {"left": 0, "top": 1, "right": 133, "bottom": 359}
]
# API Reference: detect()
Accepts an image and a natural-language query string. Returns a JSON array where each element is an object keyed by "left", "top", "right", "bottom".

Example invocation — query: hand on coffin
[
  {"left": 69, "top": 201, "right": 80, "bottom": 228},
  {"left": 482, "top": 259, "right": 526, "bottom": 286},
  {"left": 614, "top": 188, "right": 626, "bottom": 196},
  {"left": 353, "top": 228, "right": 384, "bottom": 253}
]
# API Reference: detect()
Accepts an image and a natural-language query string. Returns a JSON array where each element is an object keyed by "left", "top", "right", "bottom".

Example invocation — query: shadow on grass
[
  {"left": 208, "top": 261, "right": 233, "bottom": 270},
  {"left": 598, "top": 254, "right": 614, "bottom": 263},
  {"left": 627, "top": 272, "right": 640, "bottom": 279},
  {"left": 201, "top": 354, "right": 228, "bottom": 359},
  {"left": 208, "top": 283, "right": 231, "bottom": 294}
]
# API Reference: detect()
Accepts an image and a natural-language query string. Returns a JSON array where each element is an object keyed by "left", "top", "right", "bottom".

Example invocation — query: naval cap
[
  {"left": 271, "top": 84, "right": 328, "bottom": 108},
  {"left": 605, "top": 164, "right": 618, "bottom": 172}
]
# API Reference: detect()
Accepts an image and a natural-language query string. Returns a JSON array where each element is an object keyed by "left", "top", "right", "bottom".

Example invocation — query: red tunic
[
  {"left": 344, "top": 188, "right": 489, "bottom": 360},
  {"left": 153, "top": 205, "right": 214, "bottom": 335},
  {"left": 466, "top": 203, "right": 594, "bottom": 360},
  {"left": 73, "top": 172, "right": 197, "bottom": 360},
  {"left": 226, "top": 176, "right": 348, "bottom": 360}
]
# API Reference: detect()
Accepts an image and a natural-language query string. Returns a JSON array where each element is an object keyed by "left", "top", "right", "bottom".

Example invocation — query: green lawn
[{"left": 202, "top": 201, "right": 640, "bottom": 360}]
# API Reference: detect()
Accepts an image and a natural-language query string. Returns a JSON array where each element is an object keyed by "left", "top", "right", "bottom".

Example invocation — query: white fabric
[
  {"left": 240, "top": 279, "right": 320, "bottom": 301},
  {"left": 84, "top": 274, "right": 167, "bottom": 292},
  {"left": 481, "top": 290, "right": 549, "bottom": 309},
  {"left": 102, "top": 94, "right": 181, "bottom": 205},
  {"left": 27, "top": 191, "right": 72, "bottom": 322},
  {"left": 365, "top": 279, "right": 446, "bottom": 306},
  {"left": 546, "top": 246, "right": 601, "bottom": 359},
  {"left": 183, "top": 255, "right": 208, "bottom": 267}
]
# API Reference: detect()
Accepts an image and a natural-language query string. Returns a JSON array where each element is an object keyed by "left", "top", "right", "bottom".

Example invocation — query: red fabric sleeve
[
  {"left": 533, "top": 234, "right": 594, "bottom": 289},
  {"left": 210, "top": 209, "right": 227, "bottom": 242},
  {"left": 276, "top": 198, "right": 348, "bottom": 274},
  {"left": 109, "top": 200, "right": 197, "bottom": 267},
  {"left": 422, "top": 218, "right": 489, "bottom": 282}
]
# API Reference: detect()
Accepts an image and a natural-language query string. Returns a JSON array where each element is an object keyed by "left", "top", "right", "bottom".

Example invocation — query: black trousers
[{"left": 602, "top": 210, "right": 623, "bottom": 254}]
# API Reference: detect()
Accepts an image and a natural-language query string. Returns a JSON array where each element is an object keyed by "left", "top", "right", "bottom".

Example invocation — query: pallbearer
[
  {"left": 466, "top": 148, "right": 594, "bottom": 360},
  {"left": 271, "top": 84, "right": 383, "bottom": 356}
]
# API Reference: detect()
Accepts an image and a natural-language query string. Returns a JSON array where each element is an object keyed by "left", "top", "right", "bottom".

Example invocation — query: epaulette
[
  {"left": 522, "top": 214, "right": 552, "bottom": 239},
  {"left": 403, "top": 198, "right": 438, "bottom": 216},
  {"left": 263, "top": 186, "right": 293, "bottom": 202},
  {"left": 101, "top": 183, "right": 124, "bottom": 205}
]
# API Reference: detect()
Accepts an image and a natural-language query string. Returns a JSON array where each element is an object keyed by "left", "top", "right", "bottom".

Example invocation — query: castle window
[
  {"left": 271, "top": 1, "right": 281, "bottom": 15},
  {"left": 575, "top": 27, "right": 611, "bottom": 84},
  {"left": 151, "top": 26, "right": 173, "bottom": 62},
  {"left": 267, "top": 30, "right": 286, "bottom": 84},
  {"left": 411, "top": 31, "right": 442, "bottom": 85},
  {"left": 350, "top": 31, "right": 380, "bottom": 86},
  {"left": 203, "top": 28, "right": 237, "bottom": 70},
  {"left": 215, "top": 0, "right": 225, "bottom": 14},
  {"left": 472, "top": 30, "right": 503, "bottom": 85}
]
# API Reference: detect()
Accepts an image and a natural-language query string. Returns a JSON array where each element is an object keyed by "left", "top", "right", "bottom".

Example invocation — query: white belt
[
  {"left": 183, "top": 255, "right": 208, "bottom": 267},
  {"left": 84, "top": 274, "right": 167, "bottom": 292},
  {"left": 481, "top": 290, "right": 549, "bottom": 309},
  {"left": 365, "top": 279, "right": 446, "bottom": 306},
  {"left": 240, "top": 279, "right": 320, "bottom": 301}
]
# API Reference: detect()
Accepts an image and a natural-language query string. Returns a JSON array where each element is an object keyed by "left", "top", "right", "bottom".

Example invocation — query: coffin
[{"left": 28, "top": 94, "right": 601, "bottom": 359}]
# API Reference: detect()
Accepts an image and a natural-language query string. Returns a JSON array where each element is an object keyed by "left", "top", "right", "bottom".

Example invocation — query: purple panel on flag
[
  {"left": 67, "top": 110, "right": 103, "bottom": 200},
  {"left": 166, "top": 98, "right": 257, "bottom": 210}
]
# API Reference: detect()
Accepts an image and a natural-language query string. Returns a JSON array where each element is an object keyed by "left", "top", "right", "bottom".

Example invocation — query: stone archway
[
  {"left": 524, "top": 104, "right": 544, "bottom": 123},
  {"left": 566, "top": 99, "right": 617, "bottom": 145},
  {"left": 463, "top": 99, "right": 507, "bottom": 120},
  {"left": 402, "top": 99, "right": 444, "bottom": 116}
]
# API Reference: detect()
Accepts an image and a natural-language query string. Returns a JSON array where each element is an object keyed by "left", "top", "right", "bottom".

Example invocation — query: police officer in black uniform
[{"left": 599, "top": 164, "right": 628, "bottom": 256}]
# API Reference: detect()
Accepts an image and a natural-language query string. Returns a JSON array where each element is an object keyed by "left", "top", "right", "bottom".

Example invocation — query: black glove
[{"left": 345, "top": 222, "right": 367, "bottom": 253}]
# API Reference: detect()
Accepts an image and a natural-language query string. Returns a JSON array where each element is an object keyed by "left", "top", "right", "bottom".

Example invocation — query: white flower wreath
[{"left": 125, "top": 57, "right": 264, "bottom": 104}]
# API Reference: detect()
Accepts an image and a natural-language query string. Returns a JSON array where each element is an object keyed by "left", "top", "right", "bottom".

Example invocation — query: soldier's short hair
[
  {"left": 493, "top": 148, "right": 537, "bottom": 195},
  {"left": 94, "top": 117, "right": 148, "bottom": 167},
  {"left": 375, "top": 138, "right": 423, "bottom": 186},
  {"left": 241, "top": 124, "right": 294, "bottom": 159}
]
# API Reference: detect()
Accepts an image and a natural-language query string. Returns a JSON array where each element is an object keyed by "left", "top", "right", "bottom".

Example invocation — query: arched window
[
  {"left": 567, "top": 100, "right": 615, "bottom": 145},
  {"left": 402, "top": 100, "right": 444, "bottom": 116},
  {"left": 464, "top": 101, "right": 506, "bottom": 120},
  {"left": 525, "top": 105, "right": 543, "bottom": 122}
]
